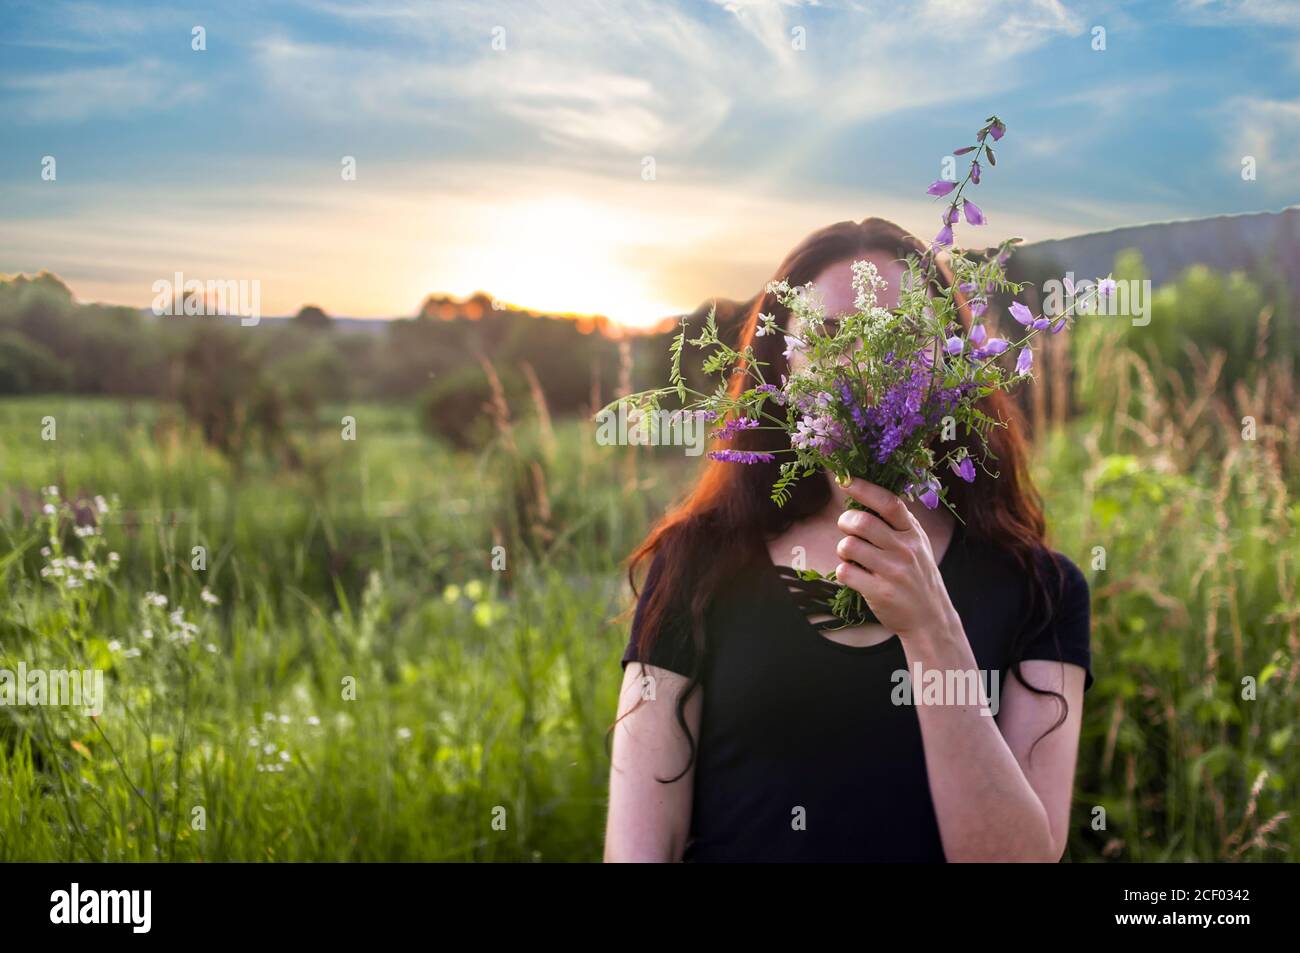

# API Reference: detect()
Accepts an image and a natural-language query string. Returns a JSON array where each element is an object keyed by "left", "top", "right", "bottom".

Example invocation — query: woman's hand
[{"left": 833, "top": 479, "right": 961, "bottom": 642}]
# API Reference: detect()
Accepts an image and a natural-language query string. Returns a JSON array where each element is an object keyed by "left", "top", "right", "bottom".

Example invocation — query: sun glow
[{"left": 444, "top": 194, "right": 683, "bottom": 329}]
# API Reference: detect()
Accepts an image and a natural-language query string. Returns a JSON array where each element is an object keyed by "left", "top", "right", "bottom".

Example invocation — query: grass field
[{"left": 0, "top": 360, "right": 1295, "bottom": 860}]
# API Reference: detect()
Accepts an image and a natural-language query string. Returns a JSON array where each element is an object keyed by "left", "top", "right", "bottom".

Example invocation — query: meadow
[{"left": 0, "top": 314, "right": 1295, "bottom": 861}]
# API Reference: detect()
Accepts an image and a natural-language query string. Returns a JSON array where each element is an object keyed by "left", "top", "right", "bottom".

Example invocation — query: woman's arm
[
  {"left": 604, "top": 663, "right": 701, "bottom": 862},
  {"left": 833, "top": 479, "right": 1085, "bottom": 862},
  {"left": 894, "top": 622, "right": 1085, "bottom": 861}
]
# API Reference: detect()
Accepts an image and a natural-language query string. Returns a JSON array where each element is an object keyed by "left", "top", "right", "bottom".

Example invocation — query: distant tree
[
  {"left": 0, "top": 331, "right": 68, "bottom": 393},
  {"left": 295, "top": 304, "right": 331, "bottom": 330}
]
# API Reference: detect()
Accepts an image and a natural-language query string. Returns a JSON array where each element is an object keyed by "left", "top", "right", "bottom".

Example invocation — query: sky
[{"left": 1, "top": 0, "right": 1298, "bottom": 327}]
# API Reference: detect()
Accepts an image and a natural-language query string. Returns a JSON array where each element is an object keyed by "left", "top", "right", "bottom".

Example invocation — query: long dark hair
[{"left": 623, "top": 217, "right": 1070, "bottom": 780}]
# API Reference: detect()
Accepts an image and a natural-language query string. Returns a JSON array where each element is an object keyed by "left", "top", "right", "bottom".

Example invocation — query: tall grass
[{"left": 0, "top": 317, "right": 1295, "bottom": 860}]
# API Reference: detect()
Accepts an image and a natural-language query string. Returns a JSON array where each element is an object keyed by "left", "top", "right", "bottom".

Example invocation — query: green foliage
[
  {"left": 0, "top": 331, "right": 68, "bottom": 393},
  {"left": 0, "top": 377, "right": 1294, "bottom": 860}
]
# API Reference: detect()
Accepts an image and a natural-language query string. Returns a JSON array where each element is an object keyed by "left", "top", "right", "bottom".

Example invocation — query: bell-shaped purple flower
[
  {"left": 970, "top": 323, "right": 987, "bottom": 346},
  {"left": 979, "top": 337, "right": 1009, "bottom": 358},
  {"left": 944, "top": 335, "right": 964, "bottom": 356},
  {"left": 1015, "top": 346, "right": 1033, "bottom": 375},
  {"left": 970, "top": 161, "right": 981, "bottom": 184},
  {"left": 1009, "top": 301, "right": 1034, "bottom": 326},
  {"left": 927, "top": 180, "right": 957, "bottom": 197},
  {"left": 919, "top": 481, "right": 941, "bottom": 510},
  {"left": 963, "top": 199, "right": 985, "bottom": 225},
  {"left": 951, "top": 456, "right": 977, "bottom": 483},
  {"left": 933, "top": 224, "right": 954, "bottom": 248}
]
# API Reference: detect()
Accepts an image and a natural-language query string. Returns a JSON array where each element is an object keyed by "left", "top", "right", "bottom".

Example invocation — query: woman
[{"left": 604, "top": 218, "right": 1092, "bottom": 863}]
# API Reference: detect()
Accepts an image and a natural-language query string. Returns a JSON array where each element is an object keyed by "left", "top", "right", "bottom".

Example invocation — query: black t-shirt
[{"left": 620, "top": 520, "right": 1093, "bottom": 862}]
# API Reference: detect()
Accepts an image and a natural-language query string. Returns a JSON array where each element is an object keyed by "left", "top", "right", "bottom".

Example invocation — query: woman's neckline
[{"left": 762, "top": 514, "right": 965, "bottom": 655}]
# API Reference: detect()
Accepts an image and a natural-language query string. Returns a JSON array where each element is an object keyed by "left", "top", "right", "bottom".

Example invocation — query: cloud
[
  {"left": 2, "top": 58, "right": 204, "bottom": 121},
  {"left": 1228, "top": 95, "right": 1300, "bottom": 182},
  {"left": 1178, "top": 0, "right": 1300, "bottom": 26}
]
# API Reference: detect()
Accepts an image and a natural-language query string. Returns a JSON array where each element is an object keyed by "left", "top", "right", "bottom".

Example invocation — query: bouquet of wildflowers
[{"left": 610, "top": 116, "right": 1107, "bottom": 627}]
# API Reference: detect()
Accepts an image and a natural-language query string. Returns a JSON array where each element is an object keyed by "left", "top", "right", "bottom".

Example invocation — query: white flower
[
  {"left": 108, "top": 640, "right": 122, "bottom": 652},
  {"left": 851, "top": 259, "right": 887, "bottom": 313},
  {"left": 205, "top": 643, "right": 218, "bottom": 654},
  {"left": 263, "top": 743, "right": 277, "bottom": 755},
  {"left": 397, "top": 727, "right": 412, "bottom": 741},
  {"left": 108, "top": 552, "right": 120, "bottom": 565},
  {"left": 43, "top": 485, "right": 60, "bottom": 497},
  {"left": 40, "top": 546, "right": 50, "bottom": 557},
  {"left": 279, "top": 750, "right": 291, "bottom": 762},
  {"left": 143, "top": 591, "right": 168, "bottom": 608},
  {"left": 306, "top": 716, "right": 321, "bottom": 727},
  {"left": 43, "top": 504, "right": 56, "bottom": 515},
  {"left": 200, "top": 587, "right": 220, "bottom": 606},
  {"left": 124, "top": 647, "right": 142, "bottom": 659},
  {"left": 66, "top": 576, "right": 82, "bottom": 588},
  {"left": 141, "top": 628, "right": 153, "bottom": 640},
  {"left": 279, "top": 714, "right": 290, "bottom": 724},
  {"left": 94, "top": 495, "right": 109, "bottom": 515}
]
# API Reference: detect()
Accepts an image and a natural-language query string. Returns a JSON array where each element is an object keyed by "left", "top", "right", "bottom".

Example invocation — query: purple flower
[
  {"left": 958, "top": 281, "right": 978, "bottom": 294},
  {"left": 1049, "top": 316, "right": 1068, "bottom": 335},
  {"left": 927, "top": 180, "right": 957, "bottom": 196},
  {"left": 862, "top": 367, "right": 928, "bottom": 463},
  {"left": 792, "top": 414, "right": 845, "bottom": 455},
  {"left": 970, "top": 161, "right": 981, "bottom": 184},
  {"left": 951, "top": 456, "right": 977, "bottom": 483},
  {"left": 840, "top": 379, "right": 869, "bottom": 431},
  {"left": 1032, "top": 317, "right": 1050, "bottom": 331},
  {"left": 708, "top": 449, "right": 775, "bottom": 465},
  {"left": 969, "top": 323, "right": 988, "bottom": 347},
  {"left": 782, "top": 335, "right": 803, "bottom": 361},
  {"left": 933, "top": 224, "right": 954, "bottom": 248},
  {"left": 919, "top": 481, "right": 941, "bottom": 510},
  {"left": 989, "top": 122, "right": 1005, "bottom": 141},
  {"left": 712, "top": 416, "right": 760, "bottom": 440},
  {"left": 963, "top": 199, "right": 986, "bottom": 225},
  {"left": 944, "top": 205, "right": 959, "bottom": 225},
  {"left": 972, "top": 337, "right": 1009, "bottom": 360},
  {"left": 944, "top": 335, "right": 964, "bottom": 356},
  {"left": 1009, "top": 301, "right": 1034, "bottom": 326},
  {"left": 1015, "top": 347, "right": 1033, "bottom": 375},
  {"left": 969, "top": 299, "right": 988, "bottom": 318},
  {"left": 1098, "top": 277, "right": 1118, "bottom": 298}
]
